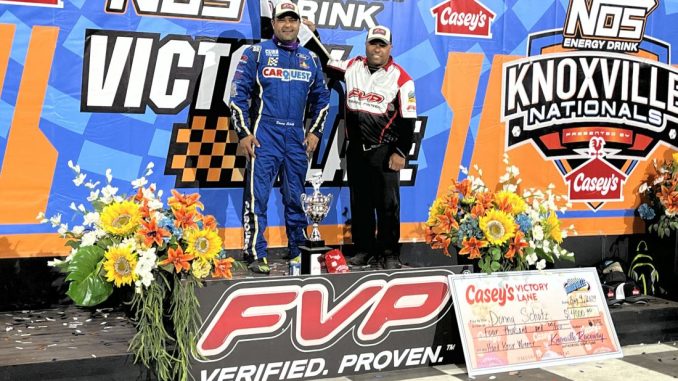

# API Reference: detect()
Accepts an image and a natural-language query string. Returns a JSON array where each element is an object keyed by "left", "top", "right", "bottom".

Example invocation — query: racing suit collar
[
  {"left": 273, "top": 35, "right": 300, "bottom": 51},
  {"left": 361, "top": 55, "right": 394, "bottom": 71}
]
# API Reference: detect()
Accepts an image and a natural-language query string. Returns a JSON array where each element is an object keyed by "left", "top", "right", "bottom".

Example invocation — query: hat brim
[
  {"left": 367, "top": 37, "right": 390, "bottom": 44},
  {"left": 275, "top": 11, "right": 299, "bottom": 19}
]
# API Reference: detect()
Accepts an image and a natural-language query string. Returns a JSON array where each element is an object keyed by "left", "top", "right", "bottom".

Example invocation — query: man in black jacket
[{"left": 322, "top": 26, "right": 417, "bottom": 269}]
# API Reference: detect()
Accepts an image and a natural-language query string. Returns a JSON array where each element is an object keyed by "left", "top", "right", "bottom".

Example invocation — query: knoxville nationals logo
[
  {"left": 501, "top": 0, "right": 678, "bottom": 210},
  {"left": 195, "top": 271, "right": 452, "bottom": 360}
]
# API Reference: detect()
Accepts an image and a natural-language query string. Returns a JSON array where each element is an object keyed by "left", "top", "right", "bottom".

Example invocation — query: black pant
[{"left": 347, "top": 143, "right": 400, "bottom": 257}]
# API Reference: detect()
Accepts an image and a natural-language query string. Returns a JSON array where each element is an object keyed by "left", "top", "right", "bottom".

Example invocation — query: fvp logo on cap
[{"left": 372, "top": 28, "right": 387, "bottom": 36}]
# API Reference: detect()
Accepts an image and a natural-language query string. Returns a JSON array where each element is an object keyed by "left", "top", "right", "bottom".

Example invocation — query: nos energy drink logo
[{"left": 501, "top": 0, "right": 678, "bottom": 211}]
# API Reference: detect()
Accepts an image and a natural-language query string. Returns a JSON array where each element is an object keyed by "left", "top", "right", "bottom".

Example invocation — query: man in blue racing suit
[{"left": 230, "top": 0, "right": 330, "bottom": 274}]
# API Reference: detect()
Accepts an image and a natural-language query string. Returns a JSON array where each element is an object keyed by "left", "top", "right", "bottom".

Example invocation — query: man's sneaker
[
  {"left": 348, "top": 252, "right": 371, "bottom": 266},
  {"left": 384, "top": 255, "right": 402, "bottom": 270},
  {"left": 248, "top": 258, "right": 270, "bottom": 274},
  {"left": 367, "top": 256, "right": 385, "bottom": 270}
]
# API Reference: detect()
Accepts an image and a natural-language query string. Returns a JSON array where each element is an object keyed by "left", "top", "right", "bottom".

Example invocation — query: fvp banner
[{"left": 1, "top": 0, "right": 677, "bottom": 258}]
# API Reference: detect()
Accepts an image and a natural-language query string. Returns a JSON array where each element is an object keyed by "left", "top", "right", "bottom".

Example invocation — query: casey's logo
[
  {"left": 196, "top": 274, "right": 451, "bottom": 359},
  {"left": 430, "top": 0, "right": 495, "bottom": 38}
]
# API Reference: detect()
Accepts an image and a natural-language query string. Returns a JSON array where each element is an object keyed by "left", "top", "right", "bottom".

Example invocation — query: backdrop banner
[{"left": 1, "top": 0, "right": 677, "bottom": 257}]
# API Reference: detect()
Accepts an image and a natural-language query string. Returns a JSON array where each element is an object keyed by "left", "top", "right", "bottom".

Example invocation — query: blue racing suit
[{"left": 230, "top": 39, "right": 330, "bottom": 260}]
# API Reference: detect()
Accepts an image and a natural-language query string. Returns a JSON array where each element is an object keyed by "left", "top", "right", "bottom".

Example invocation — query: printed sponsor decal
[
  {"left": 430, "top": 0, "right": 495, "bottom": 38},
  {"left": 501, "top": 0, "right": 676, "bottom": 210},
  {"left": 104, "top": 0, "right": 246, "bottom": 22},
  {"left": 0, "top": 0, "right": 62, "bottom": 7},
  {"left": 262, "top": 67, "right": 312, "bottom": 82},
  {"left": 562, "top": 0, "right": 658, "bottom": 53},
  {"left": 191, "top": 268, "right": 468, "bottom": 379},
  {"left": 347, "top": 88, "right": 385, "bottom": 104}
]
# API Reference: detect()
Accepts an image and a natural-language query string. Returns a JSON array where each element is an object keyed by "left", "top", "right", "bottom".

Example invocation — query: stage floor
[{"left": 2, "top": 295, "right": 678, "bottom": 380}]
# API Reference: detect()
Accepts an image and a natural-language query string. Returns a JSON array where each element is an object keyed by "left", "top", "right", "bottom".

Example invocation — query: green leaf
[
  {"left": 90, "top": 200, "right": 106, "bottom": 212},
  {"left": 64, "top": 246, "right": 113, "bottom": 306},
  {"left": 490, "top": 247, "right": 501, "bottom": 261},
  {"left": 65, "top": 239, "right": 80, "bottom": 249},
  {"left": 490, "top": 261, "right": 501, "bottom": 272}
]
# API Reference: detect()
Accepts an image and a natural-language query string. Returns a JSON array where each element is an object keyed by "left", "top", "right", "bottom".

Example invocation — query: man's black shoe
[
  {"left": 348, "top": 252, "right": 370, "bottom": 266},
  {"left": 248, "top": 258, "right": 270, "bottom": 274},
  {"left": 384, "top": 255, "right": 402, "bottom": 270}
]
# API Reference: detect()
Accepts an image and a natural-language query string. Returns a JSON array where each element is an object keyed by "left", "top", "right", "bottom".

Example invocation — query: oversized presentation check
[{"left": 448, "top": 268, "right": 622, "bottom": 376}]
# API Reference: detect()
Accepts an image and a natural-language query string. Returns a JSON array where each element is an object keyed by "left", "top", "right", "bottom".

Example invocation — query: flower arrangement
[
  {"left": 638, "top": 152, "right": 678, "bottom": 238},
  {"left": 43, "top": 161, "right": 237, "bottom": 381},
  {"left": 425, "top": 155, "right": 575, "bottom": 273}
]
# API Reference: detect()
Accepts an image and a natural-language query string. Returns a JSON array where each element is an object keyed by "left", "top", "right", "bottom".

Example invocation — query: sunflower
[
  {"left": 184, "top": 228, "right": 222, "bottom": 262},
  {"left": 479, "top": 209, "right": 516, "bottom": 245},
  {"left": 103, "top": 245, "right": 138, "bottom": 287},
  {"left": 494, "top": 191, "right": 527, "bottom": 215},
  {"left": 426, "top": 198, "right": 445, "bottom": 226},
  {"left": 543, "top": 211, "right": 563, "bottom": 243},
  {"left": 100, "top": 200, "right": 142, "bottom": 236}
]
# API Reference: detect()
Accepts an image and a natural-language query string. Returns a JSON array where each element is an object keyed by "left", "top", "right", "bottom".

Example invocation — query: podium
[{"left": 299, "top": 240, "right": 330, "bottom": 275}]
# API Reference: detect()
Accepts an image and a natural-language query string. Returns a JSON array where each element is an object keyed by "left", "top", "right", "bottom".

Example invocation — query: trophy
[
  {"left": 298, "top": 172, "right": 332, "bottom": 275},
  {"left": 300, "top": 172, "right": 333, "bottom": 247}
]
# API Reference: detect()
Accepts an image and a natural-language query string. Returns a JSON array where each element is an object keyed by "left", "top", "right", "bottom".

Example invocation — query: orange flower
[
  {"left": 459, "top": 236, "right": 488, "bottom": 260},
  {"left": 168, "top": 189, "right": 204, "bottom": 212},
  {"left": 660, "top": 186, "right": 678, "bottom": 215},
  {"left": 173, "top": 207, "right": 199, "bottom": 230},
  {"left": 201, "top": 214, "right": 218, "bottom": 230},
  {"left": 159, "top": 246, "right": 194, "bottom": 273},
  {"left": 505, "top": 231, "right": 528, "bottom": 260},
  {"left": 471, "top": 203, "right": 486, "bottom": 218},
  {"left": 455, "top": 179, "right": 472, "bottom": 198},
  {"left": 477, "top": 192, "right": 494, "bottom": 209},
  {"left": 431, "top": 233, "right": 453, "bottom": 256},
  {"left": 138, "top": 202, "right": 152, "bottom": 219},
  {"left": 495, "top": 195, "right": 513, "bottom": 214},
  {"left": 212, "top": 257, "right": 235, "bottom": 279},
  {"left": 445, "top": 193, "right": 459, "bottom": 213},
  {"left": 436, "top": 209, "right": 459, "bottom": 232},
  {"left": 138, "top": 218, "right": 170, "bottom": 247}
]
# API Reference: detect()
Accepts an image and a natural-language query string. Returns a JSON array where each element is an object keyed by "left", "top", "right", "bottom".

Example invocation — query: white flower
[
  {"left": 113, "top": 195, "right": 124, "bottom": 203},
  {"left": 536, "top": 259, "right": 547, "bottom": 270},
  {"left": 36, "top": 212, "right": 48, "bottom": 224},
  {"left": 105, "top": 169, "right": 113, "bottom": 183},
  {"left": 508, "top": 165, "right": 519, "bottom": 176},
  {"left": 57, "top": 223, "right": 69, "bottom": 236},
  {"left": 459, "top": 165, "right": 468, "bottom": 175},
  {"left": 532, "top": 225, "right": 544, "bottom": 241},
  {"left": 504, "top": 184, "right": 517, "bottom": 193},
  {"left": 100, "top": 185, "right": 118, "bottom": 204},
  {"left": 87, "top": 189, "right": 100, "bottom": 202},
  {"left": 80, "top": 229, "right": 104, "bottom": 247},
  {"left": 134, "top": 248, "right": 158, "bottom": 292},
  {"left": 147, "top": 198, "right": 163, "bottom": 211},
  {"left": 145, "top": 162, "right": 154, "bottom": 177},
  {"left": 69, "top": 202, "right": 78, "bottom": 211},
  {"left": 67, "top": 160, "right": 80, "bottom": 174},
  {"left": 47, "top": 258, "right": 64, "bottom": 267},
  {"left": 131, "top": 177, "right": 148, "bottom": 189},
  {"left": 84, "top": 180, "right": 100, "bottom": 189},
  {"left": 73, "top": 173, "right": 86, "bottom": 187},
  {"left": 71, "top": 225, "right": 85, "bottom": 236},
  {"left": 499, "top": 173, "right": 510, "bottom": 183},
  {"left": 77, "top": 204, "right": 86, "bottom": 213},
  {"left": 122, "top": 237, "right": 138, "bottom": 252},
  {"left": 82, "top": 212, "right": 100, "bottom": 227},
  {"left": 49, "top": 214, "right": 62, "bottom": 227},
  {"left": 526, "top": 252, "right": 538, "bottom": 265}
]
